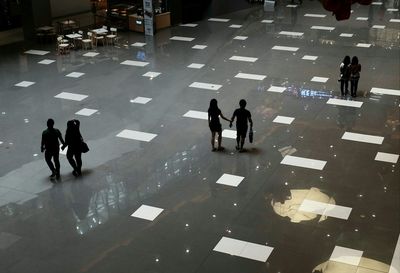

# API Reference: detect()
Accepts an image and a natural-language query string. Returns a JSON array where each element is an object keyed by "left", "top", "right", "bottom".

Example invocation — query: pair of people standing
[
  {"left": 208, "top": 99, "right": 253, "bottom": 152},
  {"left": 41, "top": 118, "right": 84, "bottom": 180},
  {"left": 339, "top": 56, "right": 362, "bottom": 97}
]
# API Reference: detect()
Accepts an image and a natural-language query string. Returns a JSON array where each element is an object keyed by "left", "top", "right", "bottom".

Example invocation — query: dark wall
[{"left": 21, "top": 0, "right": 51, "bottom": 39}]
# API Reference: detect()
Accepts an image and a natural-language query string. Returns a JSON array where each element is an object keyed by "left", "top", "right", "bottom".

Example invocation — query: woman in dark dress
[
  {"left": 63, "top": 120, "right": 83, "bottom": 176},
  {"left": 208, "top": 99, "right": 231, "bottom": 151},
  {"left": 339, "top": 55, "right": 351, "bottom": 96},
  {"left": 350, "top": 56, "right": 361, "bottom": 97}
]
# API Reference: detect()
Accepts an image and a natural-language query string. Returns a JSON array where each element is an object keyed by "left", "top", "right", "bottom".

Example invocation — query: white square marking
[
  {"left": 234, "top": 73, "right": 266, "bottom": 81},
  {"left": 180, "top": 23, "right": 198, "bottom": 27},
  {"left": 372, "top": 25, "right": 385, "bottom": 29},
  {"left": 286, "top": 4, "right": 297, "bottom": 7},
  {"left": 389, "top": 235, "right": 400, "bottom": 273},
  {"left": 273, "top": 116, "right": 295, "bottom": 125},
  {"left": 216, "top": 173, "right": 244, "bottom": 187},
  {"left": 116, "top": 129, "right": 157, "bottom": 142},
  {"left": 281, "top": 155, "right": 327, "bottom": 170},
  {"left": 183, "top": 110, "right": 208, "bottom": 120},
  {"left": 356, "top": 43, "right": 372, "bottom": 48},
  {"left": 267, "top": 86, "right": 286, "bottom": 93},
  {"left": 390, "top": 19, "right": 400, "bottom": 23},
  {"left": 131, "top": 42, "right": 146, "bottom": 47},
  {"left": 371, "top": 1, "right": 383, "bottom": 5},
  {"left": 229, "top": 55, "right": 258, "bottom": 62},
  {"left": 371, "top": 87, "right": 400, "bottom": 96},
  {"left": 340, "top": 33, "right": 354, "bottom": 37},
  {"left": 187, "top": 63, "right": 205, "bottom": 69},
  {"left": 374, "top": 152, "right": 399, "bottom": 164},
  {"left": 83, "top": 52, "right": 99, "bottom": 57},
  {"left": 311, "top": 76, "right": 329, "bottom": 83},
  {"left": 342, "top": 132, "right": 384, "bottom": 144},
  {"left": 15, "top": 81, "right": 35, "bottom": 87},
  {"left": 330, "top": 246, "right": 363, "bottom": 266},
  {"left": 222, "top": 129, "right": 237, "bottom": 139},
  {"left": 130, "top": 97, "right": 152, "bottom": 104},
  {"left": 229, "top": 24, "right": 242, "bottom": 28},
  {"left": 356, "top": 17, "right": 368, "bottom": 21},
  {"left": 304, "top": 13, "right": 326, "bottom": 18},
  {"left": 272, "top": 45, "right": 299, "bottom": 52},
  {"left": 192, "top": 45, "right": 207, "bottom": 49},
  {"left": 121, "top": 60, "right": 149, "bottom": 67},
  {"left": 302, "top": 55, "right": 318, "bottom": 61},
  {"left": 299, "top": 199, "right": 328, "bottom": 215},
  {"left": 25, "top": 50, "right": 50, "bottom": 55},
  {"left": 311, "top": 26, "right": 335, "bottom": 31},
  {"left": 54, "top": 92, "right": 88, "bottom": 101},
  {"left": 0, "top": 141, "right": 3, "bottom": 145},
  {"left": 213, "top": 237, "right": 246, "bottom": 256},
  {"left": 38, "top": 59, "right": 55, "bottom": 65},
  {"left": 75, "top": 108, "right": 98, "bottom": 116},
  {"left": 208, "top": 18, "right": 230, "bottom": 22},
  {"left": 326, "top": 98, "right": 363, "bottom": 108},
  {"left": 189, "top": 82, "right": 222, "bottom": 91},
  {"left": 261, "top": 19, "right": 274, "bottom": 23},
  {"left": 170, "top": 36, "right": 195, "bottom": 42},
  {"left": 324, "top": 204, "right": 352, "bottom": 220},
  {"left": 66, "top": 72, "right": 85, "bottom": 78},
  {"left": 278, "top": 31, "right": 304, "bottom": 37},
  {"left": 387, "top": 8, "right": 399, "bottom": 12},
  {"left": 131, "top": 205, "right": 164, "bottom": 221},
  {"left": 143, "top": 71, "right": 161, "bottom": 78},
  {"left": 233, "top": 36, "right": 248, "bottom": 40}
]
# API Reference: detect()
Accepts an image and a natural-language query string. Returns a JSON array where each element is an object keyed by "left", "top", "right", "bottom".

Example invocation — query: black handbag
[{"left": 81, "top": 141, "right": 89, "bottom": 153}]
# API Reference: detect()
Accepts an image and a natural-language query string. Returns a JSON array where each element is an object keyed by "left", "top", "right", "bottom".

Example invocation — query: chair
[
  {"left": 93, "top": 32, "right": 104, "bottom": 47},
  {"left": 57, "top": 36, "right": 70, "bottom": 54},
  {"left": 106, "top": 27, "right": 117, "bottom": 45},
  {"left": 81, "top": 32, "right": 92, "bottom": 50}
]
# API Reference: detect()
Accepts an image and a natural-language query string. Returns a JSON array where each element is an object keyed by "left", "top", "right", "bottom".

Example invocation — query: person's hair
[
  {"left": 351, "top": 56, "right": 359, "bottom": 65},
  {"left": 239, "top": 99, "right": 246, "bottom": 108},
  {"left": 66, "top": 120, "right": 79, "bottom": 136},
  {"left": 343, "top": 55, "right": 351, "bottom": 65},
  {"left": 47, "top": 118, "right": 54, "bottom": 128},
  {"left": 208, "top": 98, "right": 218, "bottom": 112}
]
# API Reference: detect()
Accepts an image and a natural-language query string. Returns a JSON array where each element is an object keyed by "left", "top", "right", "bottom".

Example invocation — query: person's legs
[
  {"left": 75, "top": 151, "right": 82, "bottom": 175},
  {"left": 211, "top": 132, "right": 216, "bottom": 151},
  {"left": 340, "top": 80, "right": 345, "bottom": 96},
  {"left": 53, "top": 151, "right": 60, "bottom": 178},
  {"left": 44, "top": 150, "right": 56, "bottom": 176},
  {"left": 344, "top": 80, "right": 349, "bottom": 95},
  {"left": 217, "top": 130, "right": 222, "bottom": 150},
  {"left": 350, "top": 79, "right": 355, "bottom": 96},
  {"left": 354, "top": 79, "right": 359, "bottom": 97},
  {"left": 66, "top": 148, "right": 78, "bottom": 175}
]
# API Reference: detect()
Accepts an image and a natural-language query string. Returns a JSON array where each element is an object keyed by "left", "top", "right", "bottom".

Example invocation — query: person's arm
[
  {"left": 359, "top": 64, "right": 361, "bottom": 72},
  {"left": 41, "top": 132, "right": 45, "bottom": 153},
  {"left": 220, "top": 112, "right": 231, "bottom": 122},
  {"left": 60, "top": 130, "right": 67, "bottom": 150},
  {"left": 229, "top": 111, "right": 236, "bottom": 128},
  {"left": 208, "top": 112, "right": 211, "bottom": 125},
  {"left": 248, "top": 112, "right": 253, "bottom": 128}
]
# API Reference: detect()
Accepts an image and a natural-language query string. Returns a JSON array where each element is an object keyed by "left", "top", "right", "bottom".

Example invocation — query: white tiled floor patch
[
  {"left": 390, "top": 235, "right": 400, "bottom": 273},
  {"left": 311, "top": 26, "right": 335, "bottom": 31},
  {"left": 183, "top": 110, "right": 208, "bottom": 120},
  {"left": 387, "top": 8, "right": 399, "bottom": 12},
  {"left": 390, "top": 19, "right": 400, "bottom": 23},
  {"left": 233, "top": 36, "right": 248, "bottom": 40},
  {"left": 131, "top": 42, "right": 146, "bottom": 47},
  {"left": 371, "top": 1, "right": 383, "bottom": 5},
  {"left": 278, "top": 31, "right": 304, "bottom": 37},
  {"left": 189, "top": 82, "right": 222, "bottom": 91},
  {"left": 342, "top": 132, "right": 384, "bottom": 145},
  {"left": 229, "top": 55, "right": 258, "bottom": 62},
  {"left": 273, "top": 116, "right": 295, "bottom": 125},
  {"left": 267, "top": 86, "right": 286, "bottom": 93},
  {"left": 229, "top": 24, "right": 242, "bottom": 28},
  {"left": 304, "top": 13, "right": 326, "bottom": 18},
  {"left": 356, "top": 17, "right": 368, "bottom": 21},
  {"left": 374, "top": 152, "right": 399, "bottom": 164},
  {"left": 311, "top": 76, "right": 329, "bottom": 83},
  {"left": 170, "top": 36, "right": 195, "bottom": 42},
  {"left": 38, "top": 59, "right": 55, "bottom": 65},
  {"left": 326, "top": 98, "right": 363, "bottom": 108},
  {"left": 216, "top": 173, "right": 244, "bottom": 187},
  {"left": 121, "top": 60, "right": 149, "bottom": 67},
  {"left": 261, "top": 19, "right": 274, "bottom": 23},
  {"left": 75, "top": 108, "right": 98, "bottom": 116},
  {"left": 54, "top": 92, "right": 88, "bottom": 101},
  {"left": 340, "top": 33, "right": 354, "bottom": 37},
  {"left": 66, "top": 72, "right": 85, "bottom": 78},
  {"left": 15, "top": 81, "right": 35, "bottom": 87},
  {"left": 213, "top": 237, "right": 274, "bottom": 262},
  {"left": 143, "top": 71, "right": 161, "bottom": 79},
  {"left": 281, "top": 155, "right": 327, "bottom": 170},
  {"left": 208, "top": 18, "right": 230, "bottom": 22},
  {"left": 302, "top": 55, "right": 318, "bottom": 61},
  {"left": 222, "top": 129, "right": 237, "bottom": 139},
  {"left": 130, "top": 97, "right": 152, "bottom": 104},
  {"left": 187, "top": 63, "right": 205, "bottom": 69},
  {"left": 286, "top": 4, "right": 297, "bottom": 8},
  {"left": 180, "top": 23, "right": 198, "bottom": 27},
  {"left": 116, "top": 129, "right": 157, "bottom": 142},
  {"left": 234, "top": 73, "right": 266, "bottom": 81},
  {"left": 299, "top": 199, "right": 352, "bottom": 220},
  {"left": 131, "top": 205, "right": 164, "bottom": 221},
  {"left": 192, "top": 45, "right": 207, "bottom": 49},
  {"left": 372, "top": 25, "right": 385, "bottom": 29},
  {"left": 25, "top": 49, "right": 49, "bottom": 55},
  {"left": 272, "top": 45, "right": 299, "bottom": 52},
  {"left": 83, "top": 52, "right": 99, "bottom": 57},
  {"left": 370, "top": 87, "right": 400, "bottom": 96},
  {"left": 329, "top": 246, "right": 363, "bottom": 266},
  {"left": 356, "top": 43, "right": 372, "bottom": 48}
]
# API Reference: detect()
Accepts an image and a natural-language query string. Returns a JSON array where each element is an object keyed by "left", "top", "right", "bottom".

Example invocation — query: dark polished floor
[{"left": 0, "top": 1, "right": 399, "bottom": 273}]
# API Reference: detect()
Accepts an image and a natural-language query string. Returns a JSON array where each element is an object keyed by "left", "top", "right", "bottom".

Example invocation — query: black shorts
[
  {"left": 237, "top": 127, "right": 248, "bottom": 138},
  {"left": 209, "top": 122, "right": 222, "bottom": 133}
]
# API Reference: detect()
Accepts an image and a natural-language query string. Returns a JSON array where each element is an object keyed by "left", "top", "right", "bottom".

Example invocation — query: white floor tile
[
  {"left": 222, "top": 129, "right": 237, "bottom": 139},
  {"left": 170, "top": 36, "right": 195, "bottom": 42},
  {"left": 261, "top": 19, "right": 274, "bottom": 23},
  {"left": 390, "top": 19, "right": 400, "bottom": 23},
  {"left": 216, "top": 173, "right": 245, "bottom": 187},
  {"left": 187, "top": 63, "right": 205, "bottom": 69},
  {"left": 330, "top": 246, "right": 363, "bottom": 266},
  {"left": 15, "top": 81, "right": 35, "bottom": 87},
  {"left": 24, "top": 49, "right": 49, "bottom": 55},
  {"left": 311, "top": 76, "right": 329, "bottom": 83},
  {"left": 131, "top": 42, "right": 146, "bottom": 47},
  {"left": 83, "top": 52, "right": 99, "bottom": 57},
  {"left": 327, "top": 98, "right": 363, "bottom": 108},
  {"left": 356, "top": 17, "right": 368, "bottom": 21},
  {"left": 302, "top": 55, "right": 318, "bottom": 61},
  {"left": 0, "top": 141, "right": 3, "bottom": 145},
  {"left": 121, "top": 60, "right": 149, "bottom": 67},
  {"left": 208, "top": 18, "right": 230, "bottom": 22},
  {"left": 304, "top": 13, "right": 326, "bottom": 18},
  {"left": 372, "top": 25, "right": 385, "bottom": 29},
  {"left": 116, "top": 129, "right": 157, "bottom": 142},
  {"left": 189, "top": 82, "right": 222, "bottom": 91},
  {"left": 370, "top": 87, "right": 400, "bottom": 96},
  {"left": 286, "top": 4, "right": 297, "bottom": 7},
  {"left": 180, "top": 23, "right": 198, "bottom": 27},
  {"left": 374, "top": 152, "right": 399, "bottom": 164},
  {"left": 130, "top": 97, "right": 152, "bottom": 104},
  {"left": 229, "top": 24, "right": 242, "bottom": 28},
  {"left": 143, "top": 71, "right": 161, "bottom": 78},
  {"left": 340, "top": 33, "right": 354, "bottom": 37},
  {"left": 229, "top": 55, "right": 258, "bottom": 62},
  {"left": 267, "top": 86, "right": 286, "bottom": 93},
  {"left": 233, "top": 36, "right": 248, "bottom": 40},
  {"left": 311, "top": 26, "right": 335, "bottom": 31},
  {"left": 281, "top": 155, "right": 327, "bottom": 170},
  {"left": 75, "top": 108, "right": 98, "bottom": 116},
  {"left": 387, "top": 8, "right": 399, "bottom": 12},
  {"left": 272, "top": 45, "right": 299, "bottom": 52},
  {"left": 273, "top": 116, "right": 295, "bottom": 125},
  {"left": 66, "top": 72, "right": 85, "bottom": 78},
  {"left": 278, "top": 31, "right": 304, "bottom": 37},
  {"left": 192, "top": 45, "right": 207, "bottom": 49},
  {"left": 38, "top": 59, "right": 55, "bottom": 65},
  {"left": 183, "top": 110, "right": 208, "bottom": 120},
  {"left": 130, "top": 204, "right": 164, "bottom": 221},
  {"left": 342, "top": 132, "right": 384, "bottom": 145},
  {"left": 54, "top": 92, "right": 88, "bottom": 101},
  {"left": 371, "top": 1, "right": 383, "bottom": 5},
  {"left": 299, "top": 199, "right": 328, "bottom": 214},
  {"left": 324, "top": 204, "right": 352, "bottom": 220},
  {"left": 389, "top": 235, "right": 400, "bottom": 273},
  {"left": 356, "top": 43, "right": 372, "bottom": 48},
  {"left": 213, "top": 237, "right": 246, "bottom": 256},
  {"left": 234, "top": 73, "right": 266, "bottom": 81}
]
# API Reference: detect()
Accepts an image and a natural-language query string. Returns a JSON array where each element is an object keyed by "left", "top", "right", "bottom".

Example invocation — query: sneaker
[
  {"left": 217, "top": 146, "right": 224, "bottom": 151},
  {"left": 56, "top": 172, "right": 60, "bottom": 179},
  {"left": 72, "top": 170, "right": 78, "bottom": 177},
  {"left": 235, "top": 146, "right": 240, "bottom": 150},
  {"left": 212, "top": 148, "right": 217, "bottom": 152},
  {"left": 49, "top": 172, "right": 56, "bottom": 179}
]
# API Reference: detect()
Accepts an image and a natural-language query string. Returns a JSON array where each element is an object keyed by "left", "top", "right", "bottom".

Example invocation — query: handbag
[
  {"left": 80, "top": 141, "right": 89, "bottom": 153},
  {"left": 249, "top": 128, "right": 253, "bottom": 143}
]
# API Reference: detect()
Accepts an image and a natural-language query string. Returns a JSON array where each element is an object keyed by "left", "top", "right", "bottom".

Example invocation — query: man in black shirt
[
  {"left": 41, "top": 119, "right": 65, "bottom": 179},
  {"left": 230, "top": 99, "right": 253, "bottom": 152}
]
